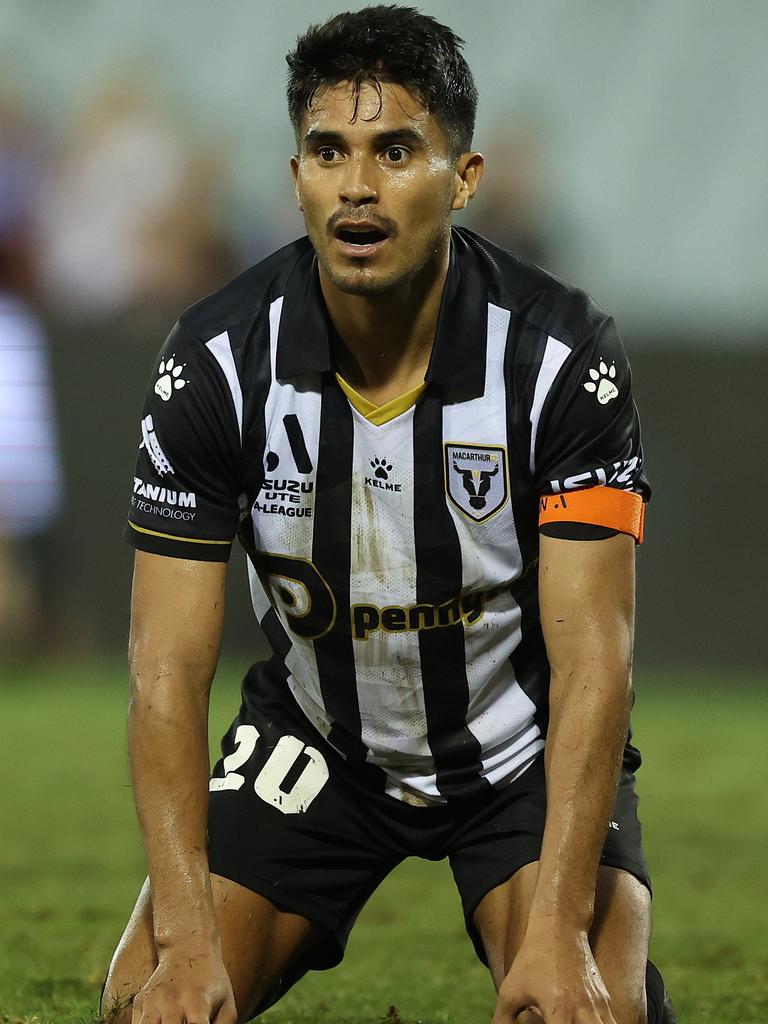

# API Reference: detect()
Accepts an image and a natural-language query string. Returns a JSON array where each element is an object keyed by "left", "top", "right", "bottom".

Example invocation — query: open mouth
[
  {"left": 336, "top": 227, "right": 387, "bottom": 245},
  {"left": 332, "top": 221, "right": 390, "bottom": 255}
]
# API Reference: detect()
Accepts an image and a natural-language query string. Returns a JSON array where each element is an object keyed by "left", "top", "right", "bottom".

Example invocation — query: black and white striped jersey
[{"left": 125, "top": 227, "right": 649, "bottom": 805}]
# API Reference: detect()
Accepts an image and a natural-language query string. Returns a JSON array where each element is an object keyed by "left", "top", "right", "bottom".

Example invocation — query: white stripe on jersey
[
  {"left": 206, "top": 331, "right": 244, "bottom": 439},
  {"left": 444, "top": 303, "right": 544, "bottom": 787},
  {"left": 528, "top": 335, "right": 571, "bottom": 474},
  {"left": 347, "top": 405, "right": 437, "bottom": 800}
]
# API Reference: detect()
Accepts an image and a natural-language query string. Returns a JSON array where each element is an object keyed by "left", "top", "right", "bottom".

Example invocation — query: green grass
[{"left": 1, "top": 662, "right": 766, "bottom": 1022}]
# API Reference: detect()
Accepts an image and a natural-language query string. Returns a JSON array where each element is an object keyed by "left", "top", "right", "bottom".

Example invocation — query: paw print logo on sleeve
[
  {"left": 154, "top": 356, "right": 188, "bottom": 402},
  {"left": 583, "top": 360, "right": 619, "bottom": 405}
]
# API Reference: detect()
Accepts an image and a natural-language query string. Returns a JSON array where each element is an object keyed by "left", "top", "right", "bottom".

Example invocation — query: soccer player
[{"left": 102, "top": 7, "right": 676, "bottom": 1023}]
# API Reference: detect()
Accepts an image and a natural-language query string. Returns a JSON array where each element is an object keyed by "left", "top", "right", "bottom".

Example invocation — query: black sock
[{"left": 645, "top": 959, "right": 667, "bottom": 1023}]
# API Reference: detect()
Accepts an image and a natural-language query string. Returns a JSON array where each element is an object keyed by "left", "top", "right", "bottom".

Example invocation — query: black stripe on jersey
[
  {"left": 413, "top": 388, "right": 491, "bottom": 801},
  {"left": 241, "top": 603, "right": 292, "bottom": 721},
  {"left": 311, "top": 376, "right": 367, "bottom": 761},
  {"left": 260, "top": 604, "right": 291, "bottom": 666},
  {"left": 504, "top": 322, "right": 554, "bottom": 737},
  {"left": 283, "top": 413, "right": 313, "bottom": 473},
  {"left": 508, "top": 569, "right": 550, "bottom": 737}
]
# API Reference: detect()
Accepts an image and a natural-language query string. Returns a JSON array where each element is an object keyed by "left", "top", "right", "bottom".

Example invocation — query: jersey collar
[{"left": 276, "top": 227, "right": 488, "bottom": 401}]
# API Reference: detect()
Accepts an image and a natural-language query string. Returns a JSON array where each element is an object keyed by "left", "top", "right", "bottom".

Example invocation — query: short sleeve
[
  {"left": 124, "top": 322, "right": 240, "bottom": 562},
  {"left": 533, "top": 316, "right": 650, "bottom": 541}
]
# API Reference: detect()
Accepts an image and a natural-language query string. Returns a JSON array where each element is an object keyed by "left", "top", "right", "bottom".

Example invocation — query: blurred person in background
[
  {"left": 465, "top": 124, "right": 555, "bottom": 269},
  {"left": 0, "top": 87, "right": 63, "bottom": 655},
  {"left": 37, "top": 70, "right": 236, "bottom": 326}
]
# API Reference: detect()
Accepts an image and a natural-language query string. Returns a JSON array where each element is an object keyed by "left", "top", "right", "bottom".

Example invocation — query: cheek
[
  {"left": 299, "top": 193, "right": 331, "bottom": 238},
  {"left": 296, "top": 168, "right": 331, "bottom": 213},
  {"left": 393, "top": 169, "right": 455, "bottom": 222}
]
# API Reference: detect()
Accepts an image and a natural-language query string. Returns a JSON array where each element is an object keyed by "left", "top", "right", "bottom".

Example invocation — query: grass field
[{"left": 1, "top": 661, "right": 766, "bottom": 1023}]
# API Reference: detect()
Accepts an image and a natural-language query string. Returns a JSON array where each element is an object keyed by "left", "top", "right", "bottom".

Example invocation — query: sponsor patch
[
  {"left": 351, "top": 581, "right": 512, "bottom": 641},
  {"left": 254, "top": 477, "right": 314, "bottom": 519},
  {"left": 133, "top": 477, "right": 196, "bottom": 508},
  {"left": 548, "top": 455, "right": 641, "bottom": 494},
  {"left": 444, "top": 443, "right": 509, "bottom": 523},
  {"left": 138, "top": 415, "right": 173, "bottom": 477}
]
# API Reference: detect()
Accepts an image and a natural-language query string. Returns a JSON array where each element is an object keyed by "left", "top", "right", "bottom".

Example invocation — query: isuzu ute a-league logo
[{"left": 444, "top": 443, "right": 509, "bottom": 523}]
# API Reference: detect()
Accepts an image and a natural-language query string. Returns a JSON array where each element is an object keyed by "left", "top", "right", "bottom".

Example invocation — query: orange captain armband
[{"left": 538, "top": 486, "right": 646, "bottom": 544}]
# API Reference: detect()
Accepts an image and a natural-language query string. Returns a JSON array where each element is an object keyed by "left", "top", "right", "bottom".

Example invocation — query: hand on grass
[
  {"left": 130, "top": 947, "right": 237, "bottom": 1024},
  {"left": 491, "top": 929, "right": 617, "bottom": 1023}
]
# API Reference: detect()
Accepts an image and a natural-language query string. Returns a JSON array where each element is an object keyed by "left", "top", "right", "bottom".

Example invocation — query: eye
[
  {"left": 384, "top": 146, "right": 407, "bottom": 163},
  {"left": 318, "top": 147, "right": 340, "bottom": 163}
]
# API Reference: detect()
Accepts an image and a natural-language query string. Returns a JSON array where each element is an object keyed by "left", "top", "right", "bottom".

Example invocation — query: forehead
[{"left": 300, "top": 79, "right": 445, "bottom": 146}]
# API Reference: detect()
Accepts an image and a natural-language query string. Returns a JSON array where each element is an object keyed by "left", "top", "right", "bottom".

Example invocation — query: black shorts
[{"left": 208, "top": 665, "right": 650, "bottom": 1005}]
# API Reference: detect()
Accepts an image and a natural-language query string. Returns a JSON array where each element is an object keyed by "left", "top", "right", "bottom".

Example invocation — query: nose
[{"left": 338, "top": 155, "right": 378, "bottom": 206}]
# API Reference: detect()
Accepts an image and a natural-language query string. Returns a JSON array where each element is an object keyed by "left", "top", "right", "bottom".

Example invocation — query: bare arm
[
  {"left": 127, "top": 549, "right": 236, "bottom": 1023},
  {"left": 533, "top": 531, "right": 634, "bottom": 928},
  {"left": 494, "top": 532, "right": 635, "bottom": 1023}
]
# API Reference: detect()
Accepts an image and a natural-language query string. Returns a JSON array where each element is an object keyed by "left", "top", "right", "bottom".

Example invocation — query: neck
[{"left": 318, "top": 234, "right": 451, "bottom": 401}]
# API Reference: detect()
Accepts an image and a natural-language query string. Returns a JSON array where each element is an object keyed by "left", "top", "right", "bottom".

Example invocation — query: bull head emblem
[{"left": 452, "top": 461, "right": 499, "bottom": 509}]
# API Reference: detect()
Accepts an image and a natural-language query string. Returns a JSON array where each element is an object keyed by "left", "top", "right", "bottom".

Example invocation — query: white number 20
[{"left": 209, "top": 725, "right": 329, "bottom": 815}]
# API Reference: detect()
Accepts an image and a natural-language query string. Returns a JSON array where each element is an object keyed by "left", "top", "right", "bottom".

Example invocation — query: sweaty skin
[
  {"left": 107, "top": 80, "right": 645, "bottom": 1024},
  {"left": 491, "top": 533, "right": 637, "bottom": 1024},
  {"left": 291, "top": 80, "right": 483, "bottom": 406},
  {"left": 110, "top": 81, "right": 484, "bottom": 1024},
  {"left": 121, "top": 553, "right": 237, "bottom": 1024}
]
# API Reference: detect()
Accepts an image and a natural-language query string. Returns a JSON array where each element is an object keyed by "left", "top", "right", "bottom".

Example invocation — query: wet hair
[{"left": 286, "top": 5, "right": 478, "bottom": 157}]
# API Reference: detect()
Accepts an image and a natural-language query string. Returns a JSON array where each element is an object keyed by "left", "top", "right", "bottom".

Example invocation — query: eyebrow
[{"left": 302, "top": 126, "right": 428, "bottom": 150}]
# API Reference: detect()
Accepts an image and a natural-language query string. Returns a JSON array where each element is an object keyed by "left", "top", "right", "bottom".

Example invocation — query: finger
[
  {"left": 158, "top": 1011, "right": 184, "bottom": 1024},
  {"left": 143, "top": 1003, "right": 181, "bottom": 1024},
  {"left": 133, "top": 1009, "right": 161, "bottom": 1024},
  {"left": 213, "top": 997, "right": 238, "bottom": 1024},
  {"left": 491, "top": 993, "right": 542, "bottom": 1024},
  {"left": 176, "top": 1007, "right": 208, "bottom": 1024},
  {"left": 181, "top": 1000, "right": 212, "bottom": 1024},
  {"left": 130, "top": 995, "right": 147, "bottom": 1024}
]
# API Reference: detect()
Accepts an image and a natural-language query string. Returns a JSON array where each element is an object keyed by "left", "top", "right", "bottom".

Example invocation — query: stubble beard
[{"left": 314, "top": 222, "right": 450, "bottom": 298}]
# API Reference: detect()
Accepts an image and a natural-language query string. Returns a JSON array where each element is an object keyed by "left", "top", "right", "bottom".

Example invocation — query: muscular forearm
[
  {"left": 529, "top": 661, "right": 632, "bottom": 932},
  {"left": 128, "top": 670, "right": 218, "bottom": 953}
]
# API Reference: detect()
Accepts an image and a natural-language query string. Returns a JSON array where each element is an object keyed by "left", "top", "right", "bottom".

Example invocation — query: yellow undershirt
[{"left": 335, "top": 373, "right": 427, "bottom": 426}]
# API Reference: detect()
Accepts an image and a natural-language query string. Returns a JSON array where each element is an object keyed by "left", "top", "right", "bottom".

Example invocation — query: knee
[
  {"left": 99, "top": 981, "right": 135, "bottom": 1024},
  {"left": 99, "top": 948, "right": 143, "bottom": 1023}
]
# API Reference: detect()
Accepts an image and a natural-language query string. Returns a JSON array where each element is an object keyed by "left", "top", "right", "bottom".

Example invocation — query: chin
[{"left": 325, "top": 263, "right": 407, "bottom": 297}]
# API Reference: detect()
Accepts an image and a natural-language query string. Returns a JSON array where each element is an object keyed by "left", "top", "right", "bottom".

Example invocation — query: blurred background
[
  {"left": 1, "top": 0, "right": 766, "bottom": 667},
  {"left": 2, "top": 3, "right": 767, "bottom": 1021}
]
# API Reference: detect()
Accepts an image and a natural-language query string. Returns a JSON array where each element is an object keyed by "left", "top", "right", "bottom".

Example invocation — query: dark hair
[{"left": 286, "top": 5, "right": 477, "bottom": 157}]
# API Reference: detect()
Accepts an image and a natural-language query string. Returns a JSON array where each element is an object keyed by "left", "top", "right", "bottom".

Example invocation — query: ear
[
  {"left": 451, "top": 152, "right": 485, "bottom": 211},
  {"left": 290, "top": 156, "right": 304, "bottom": 211}
]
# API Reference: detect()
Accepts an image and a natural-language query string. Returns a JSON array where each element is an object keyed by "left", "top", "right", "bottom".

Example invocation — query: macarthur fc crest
[{"left": 444, "top": 443, "right": 509, "bottom": 523}]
